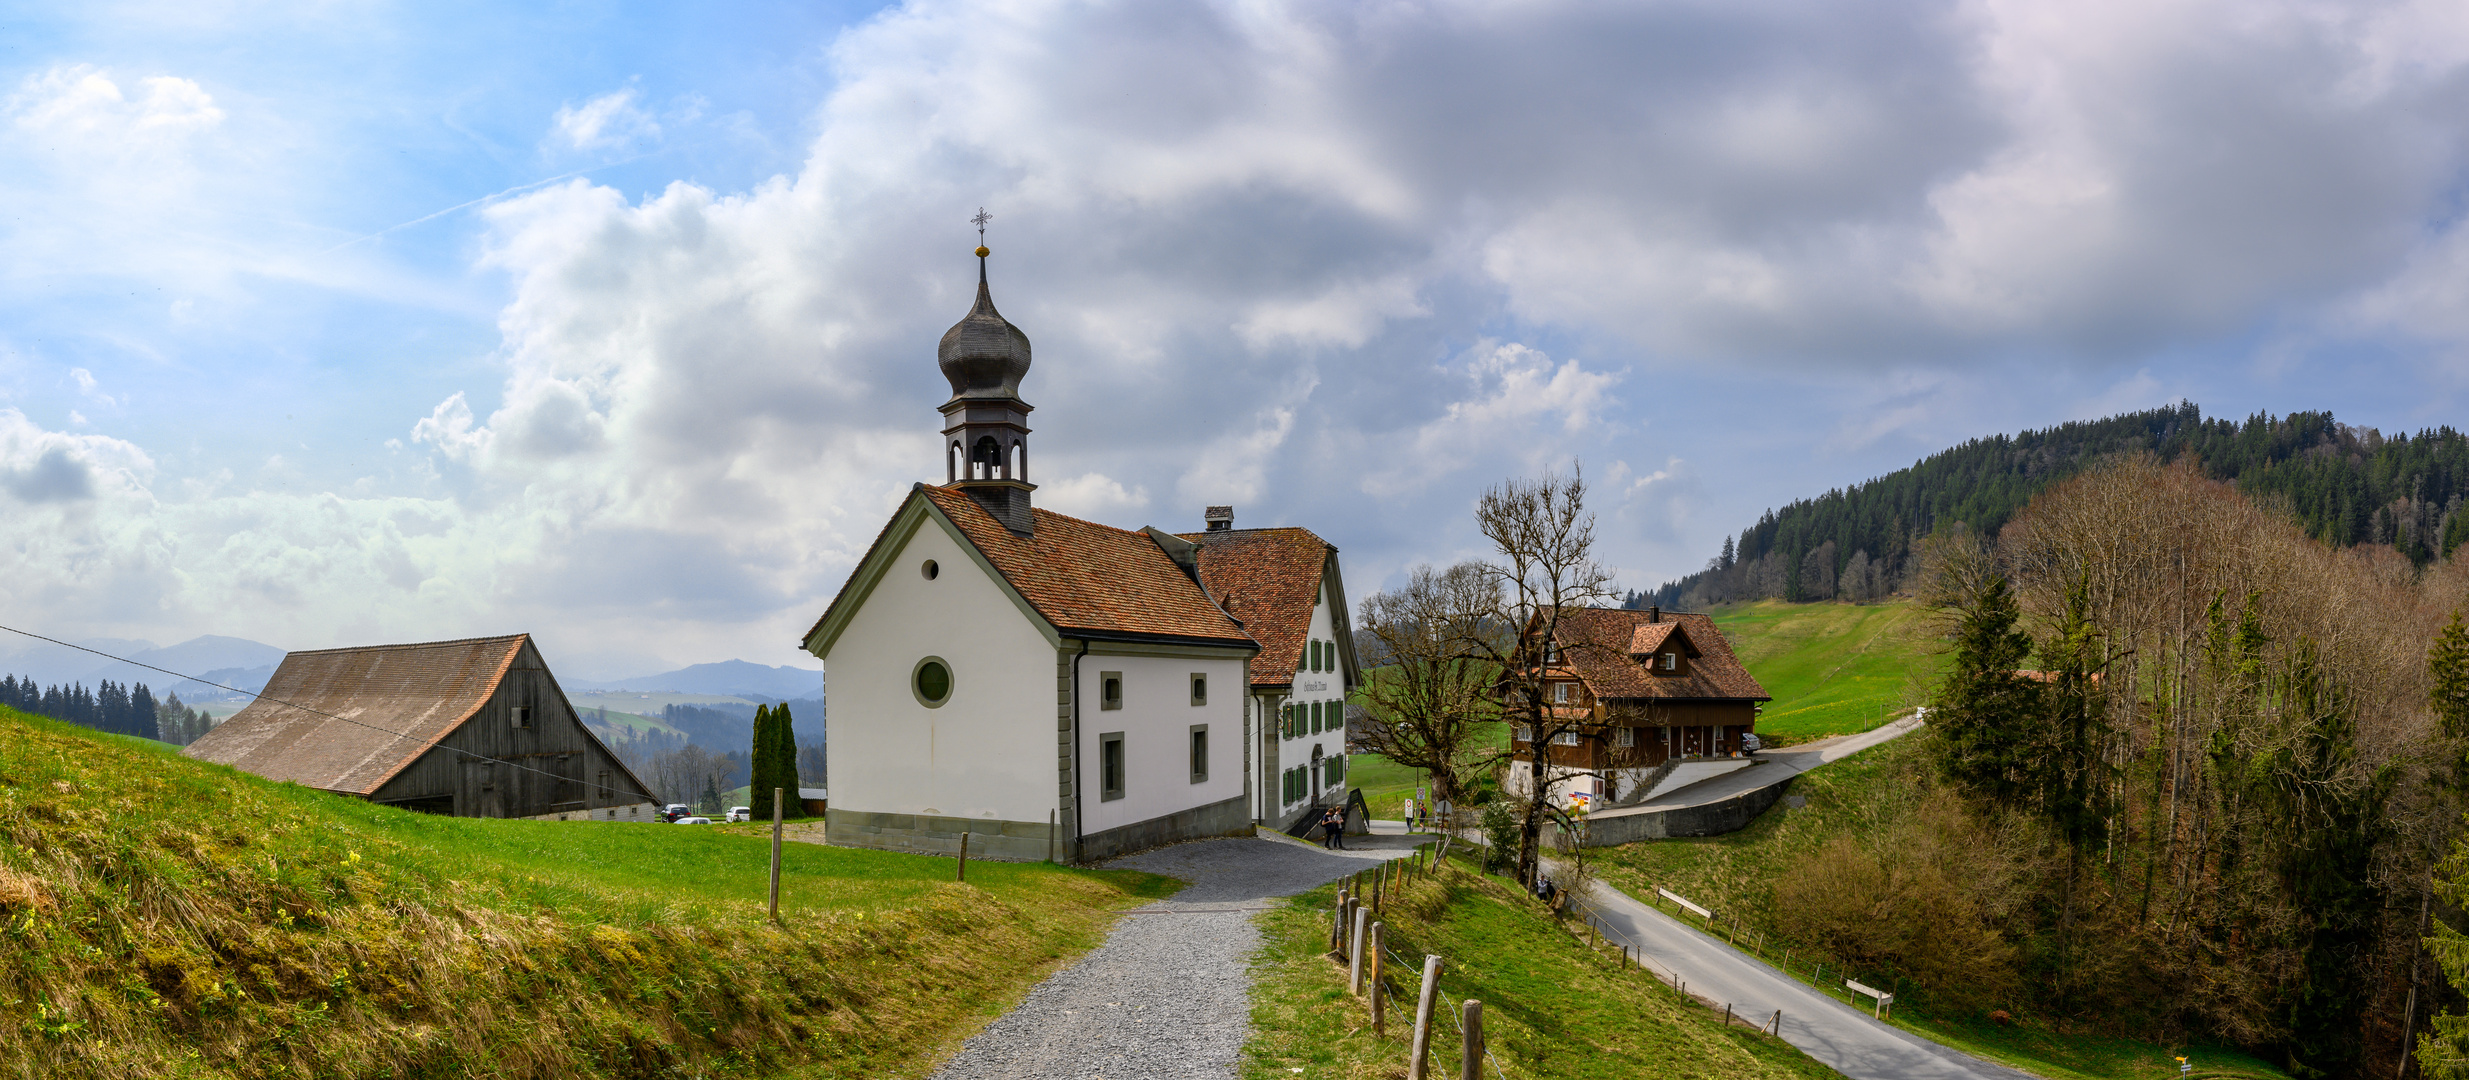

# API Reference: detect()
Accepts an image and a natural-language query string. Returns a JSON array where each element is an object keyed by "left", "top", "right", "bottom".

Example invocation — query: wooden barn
[{"left": 183, "top": 634, "right": 658, "bottom": 820}]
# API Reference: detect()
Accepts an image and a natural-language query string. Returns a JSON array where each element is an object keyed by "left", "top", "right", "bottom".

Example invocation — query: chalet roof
[
  {"left": 1174, "top": 526, "right": 1337, "bottom": 687},
  {"left": 1626, "top": 621, "right": 1698, "bottom": 658},
  {"left": 1547, "top": 607, "right": 1770, "bottom": 704},
  {"left": 182, "top": 635, "right": 529, "bottom": 796}
]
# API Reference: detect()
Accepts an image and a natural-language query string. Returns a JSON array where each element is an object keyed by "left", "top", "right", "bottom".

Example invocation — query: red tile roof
[
  {"left": 182, "top": 635, "right": 528, "bottom": 795},
  {"left": 1174, "top": 526, "right": 1337, "bottom": 687},
  {"left": 916, "top": 486, "right": 1255, "bottom": 645},
  {"left": 1546, "top": 607, "right": 1769, "bottom": 703}
]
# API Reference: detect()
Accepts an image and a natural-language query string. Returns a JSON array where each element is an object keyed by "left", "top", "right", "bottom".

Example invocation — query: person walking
[
  {"left": 1321, "top": 806, "right": 1346, "bottom": 849},
  {"left": 1402, "top": 796, "right": 1417, "bottom": 834}
]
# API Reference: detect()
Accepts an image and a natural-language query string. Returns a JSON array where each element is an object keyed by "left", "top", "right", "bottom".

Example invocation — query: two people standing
[{"left": 1319, "top": 805, "right": 1347, "bottom": 849}]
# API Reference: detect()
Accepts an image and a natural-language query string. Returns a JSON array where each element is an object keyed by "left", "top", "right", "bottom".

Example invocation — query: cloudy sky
[{"left": 6, "top": 0, "right": 2469, "bottom": 679}]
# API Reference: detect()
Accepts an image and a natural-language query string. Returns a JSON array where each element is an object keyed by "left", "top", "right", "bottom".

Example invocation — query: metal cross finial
[{"left": 972, "top": 208, "right": 991, "bottom": 243}]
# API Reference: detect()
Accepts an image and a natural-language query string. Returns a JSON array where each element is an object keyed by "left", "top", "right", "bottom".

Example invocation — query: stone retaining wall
[{"left": 1555, "top": 774, "right": 1795, "bottom": 847}]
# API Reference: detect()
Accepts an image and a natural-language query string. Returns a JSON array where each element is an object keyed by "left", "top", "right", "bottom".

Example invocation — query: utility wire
[{"left": 0, "top": 623, "right": 671, "bottom": 810}]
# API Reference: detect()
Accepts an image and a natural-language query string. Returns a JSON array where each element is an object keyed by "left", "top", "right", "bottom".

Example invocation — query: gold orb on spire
[{"left": 976, "top": 245, "right": 990, "bottom": 258}]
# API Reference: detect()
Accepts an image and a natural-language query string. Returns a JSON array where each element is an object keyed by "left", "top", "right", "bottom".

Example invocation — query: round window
[
  {"left": 921, "top": 559, "right": 940, "bottom": 580},
  {"left": 912, "top": 657, "right": 953, "bottom": 707}
]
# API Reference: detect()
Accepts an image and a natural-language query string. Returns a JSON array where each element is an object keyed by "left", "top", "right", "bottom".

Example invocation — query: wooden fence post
[
  {"left": 1407, "top": 955, "right": 1442, "bottom": 1080},
  {"left": 768, "top": 787, "right": 783, "bottom": 923},
  {"left": 1351, "top": 906, "right": 1370, "bottom": 995},
  {"left": 1460, "top": 999, "right": 1483, "bottom": 1080},
  {"left": 1331, "top": 896, "right": 1348, "bottom": 952},
  {"left": 1769, "top": 1010, "right": 1782, "bottom": 1036},
  {"left": 1370, "top": 922, "right": 1387, "bottom": 1035},
  {"left": 1047, "top": 808, "right": 1055, "bottom": 863},
  {"left": 957, "top": 830, "right": 969, "bottom": 882}
]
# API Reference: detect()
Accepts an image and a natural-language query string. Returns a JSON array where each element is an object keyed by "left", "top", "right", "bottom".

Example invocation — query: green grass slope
[
  {"left": 0, "top": 706, "right": 1172, "bottom": 1079},
  {"left": 1706, "top": 599, "right": 1942, "bottom": 743},
  {"left": 1589, "top": 736, "right": 2286, "bottom": 1080},
  {"left": 1244, "top": 848, "right": 1844, "bottom": 1080}
]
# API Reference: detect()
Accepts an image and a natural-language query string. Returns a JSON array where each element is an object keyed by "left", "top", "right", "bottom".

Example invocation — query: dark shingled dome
[{"left": 937, "top": 257, "right": 1032, "bottom": 401}]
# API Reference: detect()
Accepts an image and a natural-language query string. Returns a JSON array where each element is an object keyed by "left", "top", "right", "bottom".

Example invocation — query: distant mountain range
[
  {"left": 0, "top": 634, "right": 287, "bottom": 701},
  {"left": 569, "top": 660, "right": 827, "bottom": 700},
  {"left": 0, "top": 634, "right": 823, "bottom": 705}
]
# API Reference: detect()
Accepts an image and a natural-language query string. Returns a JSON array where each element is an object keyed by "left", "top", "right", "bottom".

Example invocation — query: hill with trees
[{"left": 1638, "top": 402, "right": 2469, "bottom": 608}]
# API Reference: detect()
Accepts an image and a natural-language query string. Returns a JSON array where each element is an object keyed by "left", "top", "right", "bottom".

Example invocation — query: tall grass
[{"left": 0, "top": 706, "right": 1172, "bottom": 1079}]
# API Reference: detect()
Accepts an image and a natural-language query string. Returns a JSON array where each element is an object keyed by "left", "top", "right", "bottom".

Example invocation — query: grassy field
[
  {"left": 1243, "top": 846, "right": 1844, "bottom": 1079},
  {"left": 0, "top": 705, "right": 1172, "bottom": 1079},
  {"left": 1704, "top": 599, "right": 1943, "bottom": 743},
  {"left": 1588, "top": 735, "right": 2288, "bottom": 1080}
]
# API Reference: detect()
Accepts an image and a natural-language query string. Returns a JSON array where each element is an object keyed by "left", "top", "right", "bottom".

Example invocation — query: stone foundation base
[
  {"left": 825, "top": 809, "right": 1058, "bottom": 862},
  {"left": 524, "top": 802, "right": 661, "bottom": 823},
  {"left": 1077, "top": 793, "right": 1253, "bottom": 863}
]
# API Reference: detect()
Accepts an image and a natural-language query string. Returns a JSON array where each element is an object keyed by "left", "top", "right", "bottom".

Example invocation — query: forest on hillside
[
  {"left": 1639, "top": 403, "right": 2469, "bottom": 610},
  {"left": 1857, "top": 457, "right": 2468, "bottom": 1077}
]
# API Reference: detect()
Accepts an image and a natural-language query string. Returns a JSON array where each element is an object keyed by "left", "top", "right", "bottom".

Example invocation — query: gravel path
[{"left": 928, "top": 833, "right": 1415, "bottom": 1080}]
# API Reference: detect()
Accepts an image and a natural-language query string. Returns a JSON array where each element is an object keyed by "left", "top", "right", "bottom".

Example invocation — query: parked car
[
  {"left": 661, "top": 803, "right": 692, "bottom": 822},
  {"left": 672, "top": 816, "right": 712, "bottom": 825},
  {"left": 726, "top": 806, "right": 752, "bottom": 823},
  {"left": 1740, "top": 733, "right": 1764, "bottom": 754}
]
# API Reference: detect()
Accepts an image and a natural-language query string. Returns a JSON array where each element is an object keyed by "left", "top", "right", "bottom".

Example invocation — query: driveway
[{"left": 926, "top": 833, "right": 1415, "bottom": 1080}]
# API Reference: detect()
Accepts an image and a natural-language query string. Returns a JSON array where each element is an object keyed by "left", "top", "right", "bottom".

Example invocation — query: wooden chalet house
[
  {"left": 184, "top": 635, "right": 658, "bottom": 820},
  {"left": 1506, "top": 606, "right": 1770, "bottom": 806}
]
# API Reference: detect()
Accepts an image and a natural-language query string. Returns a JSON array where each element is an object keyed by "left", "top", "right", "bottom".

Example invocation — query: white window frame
[
  {"left": 1552, "top": 682, "right": 1571, "bottom": 704},
  {"left": 1514, "top": 724, "right": 1533, "bottom": 742},
  {"left": 1614, "top": 726, "right": 1636, "bottom": 748},
  {"left": 1552, "top": 730, "right": 1581, "bottom": 746}
]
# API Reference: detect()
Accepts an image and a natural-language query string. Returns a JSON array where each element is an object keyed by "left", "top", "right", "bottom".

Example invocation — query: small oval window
[
  {"left": 922, "top": 559, "right": 939, "bottom": 580},
  {"left": 913, "top": 657, "right": 953, "bottom": 707}
]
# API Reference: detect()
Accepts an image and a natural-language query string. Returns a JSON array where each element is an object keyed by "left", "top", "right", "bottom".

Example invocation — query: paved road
[
  {"left": 1625, "top": 714, "right": 1927, "bottom": 813},
  {"left": 927, "top": 833, "right": 1416, "bottom": 1080},
  {"left": 1579, "top": 879, "right": 2035, "bottom": 1080}
]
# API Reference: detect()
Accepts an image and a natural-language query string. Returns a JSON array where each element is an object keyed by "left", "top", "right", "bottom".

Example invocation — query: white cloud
[
  {"left": 8, "top": 65, "right": 223, "bottom": 140},
  {"left": 552, "top": 88, "right": 660, "bottom": 152}
]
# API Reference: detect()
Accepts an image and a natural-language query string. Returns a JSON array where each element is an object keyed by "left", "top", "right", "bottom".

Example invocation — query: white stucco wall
[
  {"left": 1077, "top": 649, "right": 1248, "bottom": 836},
  {"left": 821, "top": 517, "right": 1059, "bottom": 825},
  {"left": 1270, "top": 586, "right": 1350, "bottom": 817}
]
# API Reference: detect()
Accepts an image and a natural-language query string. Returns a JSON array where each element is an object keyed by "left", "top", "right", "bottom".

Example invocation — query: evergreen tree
[
  {"left": 773, "top": 704, "right": 801, "bottom": 818},
  {"left": 128, "top": 683, "right": 159, "bottom": 741},
  {"left": 749, "top": 703, "right": 776, "bottom": 817},
  {"left": 2434, "top": 610, "right": 2469, "bottom": 791},
  {"left": 1929, "top": 573, "right": 2043, "bottom": 802}
]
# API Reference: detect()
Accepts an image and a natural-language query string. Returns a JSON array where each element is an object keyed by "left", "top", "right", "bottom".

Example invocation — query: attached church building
[{"left": 801, "top": 247, "right": 1359, "bottom": 863}]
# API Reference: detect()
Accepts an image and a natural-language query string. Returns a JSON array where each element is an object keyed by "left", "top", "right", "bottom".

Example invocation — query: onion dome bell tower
[{"left": 939, "top": 236, "right": 1036, "bottom": 535}]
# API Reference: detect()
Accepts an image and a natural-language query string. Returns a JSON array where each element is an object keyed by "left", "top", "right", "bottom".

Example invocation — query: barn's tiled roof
[
  {"left": 1174, "top": 526, "right": 1334, "bottom": 687},
  {"left": 917, "top": 486, "right": 1256, "bottom": 646},
  {"left": 1547, "top": 608, "right": 1769, "bottom": 703},
  {"left": 182, "top": 635, "right": 527, "bottom": 795}
]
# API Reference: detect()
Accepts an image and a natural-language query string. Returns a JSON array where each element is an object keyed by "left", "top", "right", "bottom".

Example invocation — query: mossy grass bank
[
  {"left": 1243, "top": 846, "right": 1843, "bottom": 1079},
  {"left": 0, "top": 706, "right": 1173, "bottom": 1079},
  {"left": 1589, "top": 735, "right": 2287, "bottom": 1080}
]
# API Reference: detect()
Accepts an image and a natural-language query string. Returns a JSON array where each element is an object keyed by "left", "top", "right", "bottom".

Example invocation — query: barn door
[{"left": 462, "top": 759, "right": 505, "bottom": 818}]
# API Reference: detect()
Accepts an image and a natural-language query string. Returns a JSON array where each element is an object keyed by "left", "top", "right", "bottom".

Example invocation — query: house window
[
  {"left": 1553, "top": 730, "right": 1581, "bottom": 746},
  {"left": 1614, "top": 727, "right": 1636, "bottom": 748},
  {"left": 1281, "top": 703, "right": 1296, "bottom": 739},
  {"left": 1552, "top": 682, "right": 1571, "bottom": 704},
  {"left": 512, "top": 706, "right": 532, "bottom": 729},
  {"left": 913, "top": 657, "right": 953, "bottom": 707},
  {"left": 1190, "top": 673, "right": 1207, "bottom": 706},
  {"left": 1100, "top": 671, "right": 1123, "bottom": 710},
  {"left": 1100, "top": 732, "right": 1126, "bottom": 801},
  {"left": 1189, "top": 725, "right": 1208, "bottom": 783},
  {"left": 1515, "top": 724, "right": 1533, "bottom": 742},
  {"left": 1661, "top": 652, "right": 1677, "bottom": 671},
  {"left": 1323, "top": 754, "right": 1345, "bottom": 787},
  {"left": 1307, "top": 700, "right": 1321, "bottom": 733}
]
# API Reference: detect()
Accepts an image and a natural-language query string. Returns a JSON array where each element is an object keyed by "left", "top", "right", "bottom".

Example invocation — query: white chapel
[{"left": 800, "top": 244, "right": 1361, "bottom": 862}]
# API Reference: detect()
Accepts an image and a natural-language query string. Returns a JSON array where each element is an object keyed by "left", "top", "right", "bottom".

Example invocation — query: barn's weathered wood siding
[{"left": 367, "top": 640, "right": 649, "bottom": 818}]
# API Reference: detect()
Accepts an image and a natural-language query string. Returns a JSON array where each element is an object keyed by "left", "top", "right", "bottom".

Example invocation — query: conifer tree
[
  {"left": 750, "top": 703, "right": 776, "bottom": 816},
  {"left": 773, "top": 704, "right": 803, "bottom": 818},
  {"left": 1929, "top": 573, "right": 2042, "bottom": 802}
]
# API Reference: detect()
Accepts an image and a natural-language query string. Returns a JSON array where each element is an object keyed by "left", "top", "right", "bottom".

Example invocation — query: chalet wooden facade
[
  {"left": 184, "top": 635, "right": 658, "bottom": 820},
  {"left": 1506, "top": 606, "right": 1770, "bottom": 806}
]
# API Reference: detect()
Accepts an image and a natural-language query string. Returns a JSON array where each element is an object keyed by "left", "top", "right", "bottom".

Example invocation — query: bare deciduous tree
[
  {"left": 1354, "top": 562, "right": 1508, "bottom": 815},
  {"left": 1458, "top": 466, "right": 1616, "bottom": 888}
]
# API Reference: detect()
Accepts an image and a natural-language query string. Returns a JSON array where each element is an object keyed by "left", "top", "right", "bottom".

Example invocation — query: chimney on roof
[
  {"left": 1649, "top": 605, "right": 1661, "bottom": 623},
  {"left": 1204, "top": 505, "right": 1234, "bottom": 532}
]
